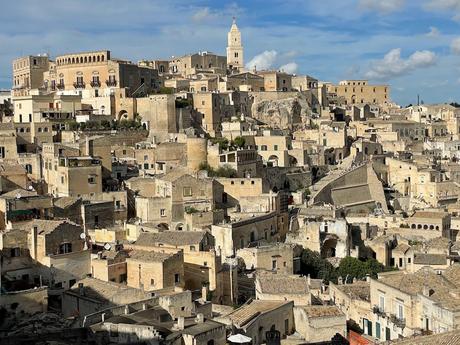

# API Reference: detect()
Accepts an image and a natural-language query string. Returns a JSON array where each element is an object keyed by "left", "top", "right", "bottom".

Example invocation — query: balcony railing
[
  {"left": 106, "top": 79, "right": 117, "bottom": 87},
  {"left": 73, "top": 81, "right": 86, "bottom": 89},
  {"left": 390, "top": 314, "right": 406, "bottom": 328},
  {"left": 372, "top": 305, "right": 386, "bottom": 317},
  {"left": 56, "top": 83, "right": 65, "bottom": 90},
  {"left": 90, "top": 80, "right": 101, "bottom": 88}
]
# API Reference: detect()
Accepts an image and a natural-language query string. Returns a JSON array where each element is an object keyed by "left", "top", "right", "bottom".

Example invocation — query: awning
[{"left": 227, "top": 334, "right": 252, "bottom": 344}]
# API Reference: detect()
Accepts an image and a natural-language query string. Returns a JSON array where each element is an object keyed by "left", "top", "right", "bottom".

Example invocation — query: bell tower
[{"left": 226, "top": 17, "right": 244, "bottom": 72}]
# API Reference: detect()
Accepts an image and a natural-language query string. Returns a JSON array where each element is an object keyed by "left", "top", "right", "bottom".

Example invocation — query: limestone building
[
  {"left": 326, "top": 80, "right": 390, "bottom": 106},
  {"left": 12, "top": 55, "right": 50, "bottom": 96}
]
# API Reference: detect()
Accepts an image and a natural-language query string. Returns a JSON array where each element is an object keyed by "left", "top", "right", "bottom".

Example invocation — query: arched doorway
[
  {"left": 268, "top": 155, "right": 279, "bottom": 167},
  {"left": 118, "top": 110, "right": 128, "bottom": 120},
  {"left": 321, "top": 238, "right": 338, "bottom": 258}
]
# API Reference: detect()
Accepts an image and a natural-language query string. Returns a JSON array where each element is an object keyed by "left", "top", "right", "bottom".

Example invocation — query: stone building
[
  {"left": 326, "top": 80, "right": 390, "bottom": 106},
  {"left": 169, "top": 52, "right": 227, "bottom": 78},
  {"left": 217, "top": 300, "right": 294, "bottom": 344},
  {"left": 47, "top": 50, "right": 161, "bottom": 99},
  {"left": 255, "top": 273, "right": 311, "bottom": 305},
  {"left": 23, "top": 219, "right": 91, "bottom": 289},
  {"left": 366, "top": 266, "right": 460, "bottom": 341},
  {"left": 12, "top": 55, "right": 50, "bottom": 96},
  {"left": 293, "top": 305, "right": 347, "bottom": 343},
  {"left": 237, "top": 243, "right": 293, "bottom": 273},
  {"left": 42, "top": 143, "right": 102, "bottom": 197},
  {"left": 256, "top": 71, "right": 292, "bottom": 92},
  {"left": 126, "top": 249, "right": 184, "bottom": 291}
]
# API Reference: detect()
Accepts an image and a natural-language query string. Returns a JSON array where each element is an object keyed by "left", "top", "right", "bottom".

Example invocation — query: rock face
[{"left": 250, "top": 94, "right": 311, "bottom": 129}]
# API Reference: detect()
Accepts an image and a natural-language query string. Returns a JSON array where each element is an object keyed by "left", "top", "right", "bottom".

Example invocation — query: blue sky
[{"left": 1, "top": 0, "right": 460, "bottom": 105}]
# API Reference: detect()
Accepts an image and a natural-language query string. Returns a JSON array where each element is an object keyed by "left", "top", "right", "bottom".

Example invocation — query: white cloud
[
  {"left": 426, "top": 26, "right": 440, "bottom": 37},
  {"left": 246, "top": 51, "right": 299, "bottom": 74},
  {"left": 425, "top": 0, "right": 460, "bottom": 21},
  {"left": 192, "top": 8, "right": 214, "bottom": 22},
  {"left": 365, "top": 48, "right": 436, "bottom": 80},
  {"left": 246, "top": 50, "right": 278, "bottom": 71},
  {"left": 279, "top": 62, "right": 298, "bottom": 74},
  {"left": 451, "top": 37, "right": 460, "bottom": 54},
  {"left": 358, "top": 0, "right": 405, "bottom": 13}
]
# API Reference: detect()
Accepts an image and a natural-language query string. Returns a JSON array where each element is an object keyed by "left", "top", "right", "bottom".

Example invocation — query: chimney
[
  {"left": 85, "top": 136, "right": 90, "bottom": 156},
  {"left": 201, "top": 283, "right": 209, "bottom": 301},
  {"left": 30, "top": 226, "right": 38, "bottom": 260},
  {"left": 422, "top": 285, "right": 433, "bottom": 297},
  {"left": 101, "top": 313, "right": 105, "bottom": 323},
  {"left": 196, "top": 313, "right": 204, "bottom": 324},
  {"left": 124, "top": 305, "right": 129, "bottom": 315},
  {"left": 307, "top": 274, "right": 311, "bottom": 286},
  {"left": 366, "top": 274, "right": 371, "bottom": 283},
  {"left": 337, "top": 276, "right": 343, "bottom": 285},
  {"left": 177, "top": 316, "right": 185, "bottom": 330},
  {"left": 78, "top": 283, "right": 84, "bottom": 295},
  {"left": 352, "top": 277, "right": 357, "bottom": 283}
]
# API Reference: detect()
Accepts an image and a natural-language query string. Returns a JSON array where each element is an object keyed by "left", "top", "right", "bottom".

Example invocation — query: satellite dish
[
  {"left": 80, "top": 233, "right": 86, "bottom": 240},
  {"left": 104, "top": 243, "right": 111, "bottom": 251}
]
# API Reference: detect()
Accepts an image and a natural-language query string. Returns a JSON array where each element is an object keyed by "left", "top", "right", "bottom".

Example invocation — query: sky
[{"left": 1, "top": 0, "right": 460, "bottom": 105}]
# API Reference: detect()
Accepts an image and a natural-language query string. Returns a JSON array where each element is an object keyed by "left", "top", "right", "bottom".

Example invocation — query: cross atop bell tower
[{"left": 227, "top": 17, "right": 244, "bottom": 72}]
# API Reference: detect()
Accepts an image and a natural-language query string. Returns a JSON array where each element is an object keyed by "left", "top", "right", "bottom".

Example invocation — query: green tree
[
  {"left": 232, "top": 136, "right": 246, "bottom": 149},
  {"left": 215, "top": 165, "right": 237, "bottom": 178},
  {"left": 210, "top": 137, "right": 229, "bottom": 151},
  {"left": 300, "top": 249, "right": 337, "bottom": 282}
]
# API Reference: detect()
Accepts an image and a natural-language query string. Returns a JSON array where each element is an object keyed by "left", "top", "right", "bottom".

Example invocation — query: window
[
  {"left": 397, "top": 302, "right": 404, "bottom": 319},
  {"left": 183, "top": 187, "right": 192, "bottom": 197},
  {"left": 376, "top": 322, "right": 381, "bottom": 339},
  {"left": 150, "top": 279, "right": 155, "bottom": 286},
  {"left": 88, "top": 176, "right": 96, "bottom": 184},
  {"left": 274, "top": 145, "right": 278, "bottom": 150},
  {"left": 174, "top": 273, "right": 180, "bottom": 283},
  {"left": 284, "top": 319, "right": 289, "bottom": 335},
  {"left": 272, "top": 260, "right": 277, "bottom": 270},
  {"left": 59, "top": 242, "right": 72, "bottom": 254},
  {"left": 190, "top": 246, "right": 196, "bottom": 251},
  {"left": 11, "top": 247, "right": 20, "bottom": 257},
  {"left": 94, "top": 215, "right": 99, "bottom": 227},
  {"left": 0, "top": 146, "right": 5, "bottom": 158},
  {"left": 160, "top": 209, "right": 166, "bottom": 217},
  {"left": 379, "top": 294, "right": 385, "bottom": 312}
]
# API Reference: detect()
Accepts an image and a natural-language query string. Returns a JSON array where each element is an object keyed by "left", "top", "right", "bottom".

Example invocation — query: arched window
[
  {"left": 59, "top": 242, "right": 72, "bottom": 254},
  {"left": 101, "top": 55, "right": 105, "bottom": 61},
  {"left": 84, "top": 56, "right": 87, "bottom": 63},
  {"left": 97, "top": 56, "right": 100, "bottom": 62},
  {"left": 72, "top": 57, "right": 75, "bottom": 64}
]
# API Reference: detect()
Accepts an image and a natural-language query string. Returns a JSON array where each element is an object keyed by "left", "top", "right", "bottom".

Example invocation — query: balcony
[
  {"left": 73, "top": 81, "right": 86, "bottom": 89},
  {"left": 106, "top": 79, "right": 117, "bottom": 87},
  {"left": 390, "top": 314, "right": 406, "bottom": 328},
  {"left": 372, "top": 305, "right": 386, "bottom": 317},
  {"left": 56, "top": 83, "right": 65, "bottom": 90},
  {"left": 90, "top": 80, "right": 101, "bottom": 88}
]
